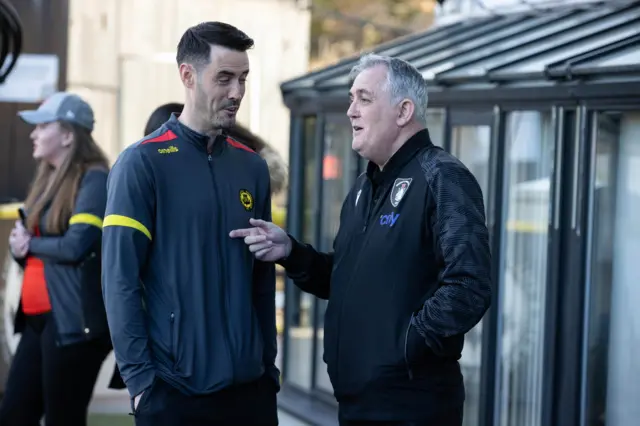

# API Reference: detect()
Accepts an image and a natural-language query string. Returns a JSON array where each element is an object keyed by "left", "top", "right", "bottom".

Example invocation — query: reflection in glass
[
  {"left": 315, "top": 114, "right": 358, "bottom": 393},
  {"left": 585, "top": 112, "right": 640, "bottom": 426},
  {"left": 451, "top": 125, "right": 491, "bottom": 426},
  {"left": 285, "top": 116, "right": 317, "bottom": 390},
  {"left": 584, "top": 112, "right": 618, "bottom": 426},
  {"left": 499, "top": 111, "right": 554, "bottom": 426}
]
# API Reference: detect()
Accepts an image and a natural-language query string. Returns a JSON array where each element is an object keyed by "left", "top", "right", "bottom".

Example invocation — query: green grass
[{"left": 88, "top": 414, "right": 134, "bottom": 426}]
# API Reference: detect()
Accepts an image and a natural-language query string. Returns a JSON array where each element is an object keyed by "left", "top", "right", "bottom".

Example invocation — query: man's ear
[
  {"left": 396, "top": 99, "right": 415, "bottom": 127},
  {"left": 179, "top": 63, "right": 196, "bottom": 88}
]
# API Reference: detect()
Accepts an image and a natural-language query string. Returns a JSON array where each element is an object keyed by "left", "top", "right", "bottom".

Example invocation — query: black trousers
[
  {"left": 134, "top": 375, "right": 279, "bottom": 426},
  {"left": 0, "top": 313, "right": 111, "bottom": 426},
  {"left": 338, "top": 406, "right": 463, "bottom": 426}
]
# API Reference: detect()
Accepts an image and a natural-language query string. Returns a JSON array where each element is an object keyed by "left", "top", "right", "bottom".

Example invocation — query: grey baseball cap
[{"left": 18, "top": 92, "right": 95, "bottom": 132}]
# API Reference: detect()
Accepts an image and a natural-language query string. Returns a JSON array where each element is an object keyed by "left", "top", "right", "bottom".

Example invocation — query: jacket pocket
[
  {"left": 403, "top": 314, "right": 427, "bottom": 380},
  {"left": 132, "top": 377, "right": 157, "bottom": 415}
]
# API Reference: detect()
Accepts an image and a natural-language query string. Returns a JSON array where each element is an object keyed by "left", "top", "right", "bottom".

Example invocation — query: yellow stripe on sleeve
[
  {"left": 69, "top": 213, "right": 104, "bottom": 229},
  {"left": 103, "top": 214, "right": 152, "bottom": 240}
]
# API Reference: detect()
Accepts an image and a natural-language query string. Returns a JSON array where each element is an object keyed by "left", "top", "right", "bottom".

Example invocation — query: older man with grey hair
[{"left": 231, "top": 54, "right": 492, "bottom": 425}]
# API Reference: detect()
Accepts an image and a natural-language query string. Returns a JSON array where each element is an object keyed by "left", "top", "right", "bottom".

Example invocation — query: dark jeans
[
  {"left": 0, "top": 313, "right": 112, "bottom": 426},
  {"left": 338, "top": 406, "right": 463, "bottom": 426},
  {"left": 134, "top": 375, "right": 279, "bottom": 426}
]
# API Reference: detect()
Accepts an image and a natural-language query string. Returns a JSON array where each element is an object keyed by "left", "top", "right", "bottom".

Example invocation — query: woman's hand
[{"left": 9, "top": 220, "right": 31, "bottom": 258}]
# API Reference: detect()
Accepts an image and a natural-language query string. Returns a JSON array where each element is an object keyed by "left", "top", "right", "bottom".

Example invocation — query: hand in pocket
[{"left": 134, "top": 391, "right": 144, "bottom": 410}]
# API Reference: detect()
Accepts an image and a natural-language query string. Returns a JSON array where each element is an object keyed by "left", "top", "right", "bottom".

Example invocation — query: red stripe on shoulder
[
  {"left": 141, "top": 130, "right": 178, "bottom": 144},
  {"left": 226, "top": 137, "right": 255, "bottom": 154}
]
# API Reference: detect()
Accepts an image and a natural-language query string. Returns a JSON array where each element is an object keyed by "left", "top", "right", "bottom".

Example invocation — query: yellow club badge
[{"left": 239, "top": 189, "right": 254, "bottom": 212}]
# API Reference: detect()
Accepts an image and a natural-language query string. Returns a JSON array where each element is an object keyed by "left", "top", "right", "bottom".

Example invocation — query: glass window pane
[
  {"left": 499, "top": 111, "right": 554, "bottom": 426},
  {"left": 315, "top": 113, "right": 357, "bottom": 393},
  {"left": 285, "top": 116, "right": 317, "bottom": 390},
  {"left": 585, "top": 111, "right": 640, "bottom": 426},
  {"left": 450, "top": 124, "right": 491, "bottom": 426},
  {"left": 427, "top": 108, "right": 446, "bottom": 147},
  {"left": 451, "top": 125, "right": 490, "bottom": 192}
]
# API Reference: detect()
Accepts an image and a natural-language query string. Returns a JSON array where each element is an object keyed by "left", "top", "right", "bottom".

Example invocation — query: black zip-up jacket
[
  {"left": 102, "top": 115, "right": 278, "bottom": 401},
  {"left": 13, "top": 169, "right": 112, "bottom": 347},
  {"left": 281, "top": 129, "right": 492, "bottom": 421}
]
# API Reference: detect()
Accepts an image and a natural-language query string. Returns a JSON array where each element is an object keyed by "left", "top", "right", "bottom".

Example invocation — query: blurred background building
[{"left": 1, "top": 1, "right": 639, "bottom": 425}]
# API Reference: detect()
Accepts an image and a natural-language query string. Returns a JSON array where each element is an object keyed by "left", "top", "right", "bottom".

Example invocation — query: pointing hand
[{"left": 229, "top": 218, "right": 291, "bottom": 262}]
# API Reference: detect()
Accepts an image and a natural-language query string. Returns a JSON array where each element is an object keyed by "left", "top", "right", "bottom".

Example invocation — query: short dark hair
[
  {"left": 144, "top": 102, "right": 184, "bottom": 136},
  {"left": 176, "top": 22, "right": 254, "bottom": 68}
]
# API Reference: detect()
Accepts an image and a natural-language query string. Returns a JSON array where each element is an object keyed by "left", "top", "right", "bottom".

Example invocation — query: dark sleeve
[
  {"left": 278, "top": 239, "right": 333, "bottom": 300},
  {"left": 101, "top": 148, "right": 156, "bottom": 399},
  {"left": 275, "top": 179, "right": 366, "bottom": 301},
  {"left": 28, "top": 170, "right": 107, "bottom": 263},
  {"left": 252, "top": 169, "right": 280, "bottom": 389},
  {"left": 412, "top": 161, "right": 492, "bottom": 351}
]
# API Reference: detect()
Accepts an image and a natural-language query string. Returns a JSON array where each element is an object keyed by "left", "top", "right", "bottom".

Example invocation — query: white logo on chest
[{"left": 390, "top": 178, "right": 412, "bottom": 208}]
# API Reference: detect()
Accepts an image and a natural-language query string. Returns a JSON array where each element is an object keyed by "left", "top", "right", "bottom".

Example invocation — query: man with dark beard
[{"left": 101, "top": 22, "right": 278, "bottom": 426}]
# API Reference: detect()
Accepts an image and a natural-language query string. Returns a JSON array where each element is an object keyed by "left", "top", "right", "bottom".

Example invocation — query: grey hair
[{"left": 349, "top": 54, "right": 428, "bottom": 125}]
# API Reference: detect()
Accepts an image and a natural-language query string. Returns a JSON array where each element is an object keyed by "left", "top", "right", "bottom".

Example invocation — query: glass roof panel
[
  {"left": 576, "top": 45, "right": 640, "bottom": 69},
  {"left": 396, "top": 14, "right": 527, "bottom": 65},
  {"left": 408, "top": 11, "right": 571, "bottom": 71},
  {"left": 282, "top": 1, "right": 640, "bottom": 93},
  {"left": 434, "top": 6, "right": 638, "bottom": 80},
  {"left": 491, "top": 25, "right": 640, "bottom": 76},
  {"left": 379, "top": 19, "right": 478, "bottom": 58},
  {"left": 308, "top": 20, "right": 473, "bottom": 87}
]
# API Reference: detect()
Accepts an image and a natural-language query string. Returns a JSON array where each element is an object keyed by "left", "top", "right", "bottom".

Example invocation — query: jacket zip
[
  {"left": 335, "top": 182, "right": 377, "bottom": 386},
  {"left": 207, "top": 151, "right": 235, "bottom": 380}
]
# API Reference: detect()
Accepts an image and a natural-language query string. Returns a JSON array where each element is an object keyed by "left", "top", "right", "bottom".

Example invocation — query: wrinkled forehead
[{"left": 349, "top": 65, "right": 389, "bottom": 97}]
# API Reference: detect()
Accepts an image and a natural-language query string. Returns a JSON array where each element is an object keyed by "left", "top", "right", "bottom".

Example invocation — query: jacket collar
[
  {"left": 166, "top": 113, "right": 226, "bottom": 154},
  {"left": 366, "top": 128, "right": 433, "bottom": 185}
]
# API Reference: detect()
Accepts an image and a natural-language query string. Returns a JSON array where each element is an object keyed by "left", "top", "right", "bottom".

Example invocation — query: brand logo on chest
[
  {"left": 379, "top": 212, "right": 399, "bottom": 227},
  {"left": 157, "top": 145, "right": 179, "bottom": 154}
]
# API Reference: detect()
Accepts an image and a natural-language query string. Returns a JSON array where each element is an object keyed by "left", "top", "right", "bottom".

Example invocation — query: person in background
[
  {"left": 102, "top": 22, "right": 278, "bottom": 426},
  {"left": 143, "top": 102, "right": 287, "bottom": 195},
  {"left": 1, "top": 92, "right": 114, "bottom": 426},
  {"left": 231, "top": 54, "right": 492, "bottom": 426}
]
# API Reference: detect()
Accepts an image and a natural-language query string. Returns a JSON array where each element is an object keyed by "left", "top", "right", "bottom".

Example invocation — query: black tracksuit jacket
[{"left": 280, "top": 129, "right": 492, "bottom": 421}]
